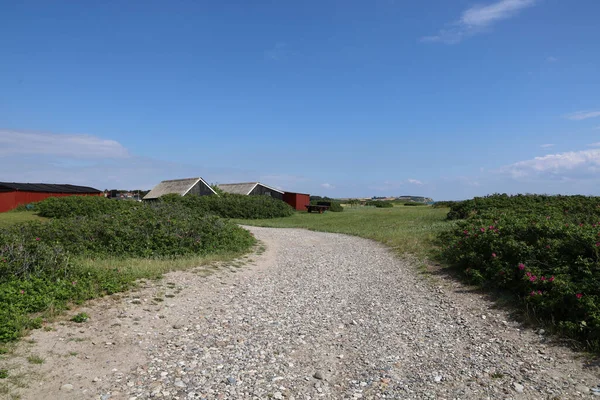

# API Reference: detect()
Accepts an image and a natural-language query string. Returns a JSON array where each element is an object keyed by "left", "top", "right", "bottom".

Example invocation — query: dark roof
[{"left": 0, "top": 182, "right": 101, "bottom": 194}]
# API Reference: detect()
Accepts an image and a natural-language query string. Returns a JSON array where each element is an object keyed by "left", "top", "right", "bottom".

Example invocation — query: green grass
[
  {"left": 26, "top": 355, "right": 44, "bottom": 365},
  {"left": 0, "top": 211, "right": 45, "bottom": 228},
  {"left": 235, "top": 205, "right": 452, "bottom": 258},
  {"left": 70, "top": 312, "right": 89, "bottom": 323}
]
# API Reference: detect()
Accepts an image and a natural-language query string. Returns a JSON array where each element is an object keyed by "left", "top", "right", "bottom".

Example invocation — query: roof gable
[
  {"left": 217, "top": 182, "right": 284, "bottom": 195},
  {"left": 143, "top": 177, "right": 216, "bottom": 200}
]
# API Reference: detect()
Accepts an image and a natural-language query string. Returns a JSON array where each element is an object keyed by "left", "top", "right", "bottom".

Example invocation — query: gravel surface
[{"left": 5, "top": 226, "right": 600, "bottom": 399}]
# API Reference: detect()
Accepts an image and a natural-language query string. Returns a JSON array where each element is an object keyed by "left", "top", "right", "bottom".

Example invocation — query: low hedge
[
  {"left": 439, "top": 212, "right": 600, "bottom": 348},
  {"left": 365, "top": 201, "right": 394, "bottom": 208},
  {"left": 0, "top": 201, "right": 255, "bottom": 342},
  {"left": 1, "top": 203, "right": 254, "bottom": 269},
  {"left": 35, "top": 196, "right": 139, "bottom": 218},
  {"left": 446, "top": 194, "right": 600, "bottom": 222},
  {"left": 161, "top": 193, "right": 294, "bottom": 219}
]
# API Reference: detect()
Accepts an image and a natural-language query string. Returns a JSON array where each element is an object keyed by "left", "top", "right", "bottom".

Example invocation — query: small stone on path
[{"left": 513, "top": 382, "right": 524, "bottom": 393}]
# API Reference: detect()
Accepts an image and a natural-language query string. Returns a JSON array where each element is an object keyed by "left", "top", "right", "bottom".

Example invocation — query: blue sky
[{"left": 1, "top": 0, "right": 599, "bottom": 200}]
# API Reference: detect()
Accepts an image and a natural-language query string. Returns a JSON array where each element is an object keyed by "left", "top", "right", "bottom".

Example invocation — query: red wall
[
  {"left": 0, "top": 192, "right": 101, "bottom": 213},
  {"left": 283, "top": 192, "right": 310, "bottom": 211}
]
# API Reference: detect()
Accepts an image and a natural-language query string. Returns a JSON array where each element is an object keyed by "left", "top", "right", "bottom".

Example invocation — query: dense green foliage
[
  {"left": 327, "top": 202, "right": 344, "bottom": 212},
  {"left": 309, "top": 199, "right": 344, "bottom": 212},
  {"left": 160, "top": 193, "right": 294, "bottom": 219},
  {"left": 432, "top": 201, "right": 460, "bottom": 208},
  {"left": 446, "top": 193, "right": 600, "bottom": 222},
  {"left": 0, "top": 197, "right": 255, "bottom": 343},
  {"left": 365, "top": 201, "right": 394, "bottom": 208},
  {"left": 403, "top": 202, "right": 427, "bottom": 207},
  {"left": 36, "top": 196, "right": 138, "bottom": 218},
  {"left": 439, "top": 194, "right": 600, "bottom": 349},
  {"left": 308, "top": 196, "right": 344, "bottom": 212}
]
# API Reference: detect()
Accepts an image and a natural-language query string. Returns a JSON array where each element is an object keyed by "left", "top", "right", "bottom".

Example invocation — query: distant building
[
  {"left": 143, "top": 177, "right": 216, "bottom": 201},
  {"left": 0, "top": 182, "right": 102, "bottom": 212},
  {"left": 217, "top": 182, "right": 284, "bottom": 201}
]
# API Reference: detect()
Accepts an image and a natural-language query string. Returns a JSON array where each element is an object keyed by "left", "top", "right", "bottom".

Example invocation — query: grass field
[
  {"left": 236, "top": 205, "right": 452, "bottom": 258},
  {"left": 0, "top": 211, "right": 45, "bottom": 228}
]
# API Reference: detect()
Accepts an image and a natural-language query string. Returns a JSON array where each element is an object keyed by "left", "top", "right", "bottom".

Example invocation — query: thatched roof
[
  {"left": 143, "top": 177, "right": 215, "bottom": 200},
  {"left": 217, "top": 182, "right": 284, "bottom": 195}
]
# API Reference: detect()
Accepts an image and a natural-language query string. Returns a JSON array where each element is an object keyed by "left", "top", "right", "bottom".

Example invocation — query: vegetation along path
[{"left": 4, "top": 226, "right": 599, "bottom": 399}]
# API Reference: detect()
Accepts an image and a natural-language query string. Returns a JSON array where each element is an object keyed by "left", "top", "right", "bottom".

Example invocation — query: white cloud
[
  {"left": 320, "top": 183, "right": 335, "bottom": 189},
  {"left": 421, "top": 0, "right": 537, "bottom": 44},
  {"left": 0, "top": 129, "right": 129, "bottom": 158},
  {"left": 546, "top": 56, "right": 558, "bottom": 63},
  {"left": 587, "top": 142, "right": 600, "bottom": 147},
  {"left": 407, "top": 179, "right": 423, "bottom": 185},
  {"left": 540, "top": 143, "right": 554, "bottom": 148},
  {"left": 499, "top": 148, "right": 600, "bottom": 179},
  {"left": 564, "top": 110, "right": 600, "bottom": 121},
  {"left": 593, "top": 126, "right": 600, "bottom": 130}
]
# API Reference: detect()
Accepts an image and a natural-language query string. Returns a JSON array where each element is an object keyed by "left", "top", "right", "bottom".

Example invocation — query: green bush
[
  {"left": 432, "top": 201, "right": 458, "bottom": 208},
  {"left": 403, "top": 202, "right": 426, "bottom": 207},
  {"left": 439, "top": 207, "right": 600, "bottom": 349},
  {"left": 0, "top": 199, "right": 256, "bottom": 342},
  {"left": 328, "top": 202, "right": 344, "bottom": 212},
  {"left": 36, "top": 196, "right": 139, "bottom": 218},
  {"left": 365, "top": 201, "right": 394, "bottom": 208},
  {"left": 310, "top": 200, "right": 344, "bottom": 212},
  {"left": 446, "top": 194, "right": 600, "bottom": 222},
  {"left": 160, "top": 193, "right": 294, "bottom": 219},
  {"left": 1, "top": 203, "right": 254, "bottom": 266}
]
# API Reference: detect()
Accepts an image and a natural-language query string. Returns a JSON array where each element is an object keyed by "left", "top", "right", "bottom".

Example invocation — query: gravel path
[{"left": 5, "top": 226, "right": 600, "bottom": 399}]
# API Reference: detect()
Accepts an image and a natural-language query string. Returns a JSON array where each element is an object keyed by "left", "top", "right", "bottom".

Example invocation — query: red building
[
  {"left": 0, "top": 182, "right": 102, "bottom": 213},
  {"left": 283, "top": 192, "right": 310, "bottom": 211}
]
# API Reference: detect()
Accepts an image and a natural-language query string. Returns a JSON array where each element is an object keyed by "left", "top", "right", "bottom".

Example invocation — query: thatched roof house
[
  {"left": 143, "top": 177, "right": 216, "bottom": 200},
  {"left": 217, "top": 182, "right": 284, "bottom": 200}
]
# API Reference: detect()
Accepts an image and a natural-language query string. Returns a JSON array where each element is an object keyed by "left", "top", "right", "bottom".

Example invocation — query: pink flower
[
  {"left": 529, "top": 276, "right": 537, "bottom": 282},
  {"left": 540, "top": 276, "right": 546, "bottom": 281},
  {"left": 35, "top": 237, "right": 40, "bottom": 241},
  {"left": 492, "top": 253, "right": 497, "bottom": 258},
  {"left": 530, "top": 291, "right": 537, "bottom": 296},
  {"left": 596, "top": 242, "right": 600, "bottom": 247},
  {"left": 576, "top": 293, "right": 583, "bottom": 299},
  {"left": 463, "top": 230, "right": 469, "bottom": 235},
  {"left": 526, "top": 271, "right": 532, "bottom": 277},
  {"left": 546, "top": 245, "right": 551, "bottom": 249},
  {"left": 19, "top": 290, "right": 24, "bottom": 294},
  {"left": 72, "top": 281, "right": 77, "bottom": 285},
  {"left": 537, "top": 290, "right": 542, "bottom": 295},
  {"left": 480, "top": 228, "right": 485, "bottom": 232},
  {"left": 518, "top": 263, "right": 525, "bottom": 271},
  {"left": 549, "top": 276, "right": 555, "bottom": 282},
  {"left": 489, "top": 226, "right": 494, "bottom": 230}
]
